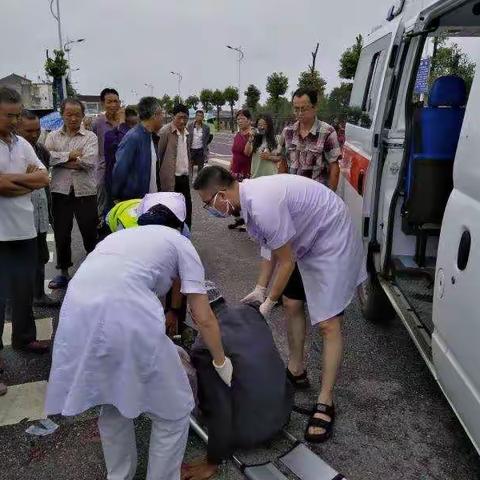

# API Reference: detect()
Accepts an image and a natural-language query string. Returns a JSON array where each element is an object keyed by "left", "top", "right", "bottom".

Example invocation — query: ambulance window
[
  {"left": 350, "top": 34, "right": 391, "bottom": 126},
  {"left": 362, "top": 52, "right": 381, "bottom": 112}
]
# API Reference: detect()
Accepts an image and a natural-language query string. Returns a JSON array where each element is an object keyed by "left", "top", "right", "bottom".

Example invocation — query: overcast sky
[{"left": 4, "top": 0, "right": 392, "bottom": 105}]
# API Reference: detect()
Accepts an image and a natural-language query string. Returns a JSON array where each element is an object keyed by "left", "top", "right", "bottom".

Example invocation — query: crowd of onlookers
[{"left": 0, "top": 84, "right": 343, "bottom": 399}]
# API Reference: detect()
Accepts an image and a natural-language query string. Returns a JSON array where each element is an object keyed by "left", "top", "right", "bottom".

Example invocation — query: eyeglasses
[
  {"left": 293, "top": 106, "right": 313, "bottom": 114},
  {"left": 202, "top": 191, "right": 219, "bottom": 209}
]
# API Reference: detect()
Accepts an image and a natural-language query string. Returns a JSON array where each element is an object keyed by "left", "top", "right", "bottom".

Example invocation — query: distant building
[
  {"left": 77, "top": 95, "right": 102, "bottom": 116},
  {"left": 0, "top": 73, "right": 53, "bottom": 111}
]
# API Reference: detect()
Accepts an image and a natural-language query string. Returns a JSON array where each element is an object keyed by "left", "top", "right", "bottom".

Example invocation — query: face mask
[
  {"left": 206, "top": 193, "right": 231, "bottom": 218},
  {"left": 206, "top": 206, "right": 229, "bottom": 218},
  {"left": 257, "top": 127, "right": 266, "bottom": 135}
]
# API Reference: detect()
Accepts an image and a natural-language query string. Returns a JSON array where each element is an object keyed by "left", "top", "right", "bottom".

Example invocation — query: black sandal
[
  {"left": 304, "top": 403, "right": 335, "bottom": 444},
  {"left": 228, "top": 218, "right": 244, "bottom": 230},
  {"left": 286, "top": 368, "right": 310, "bottom": 390}
]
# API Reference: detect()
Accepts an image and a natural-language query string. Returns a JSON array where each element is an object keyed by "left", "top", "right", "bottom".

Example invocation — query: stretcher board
[
  {"left": 189, "top": 416, "right": 346, "bottom": 480},
  {"left": 243, "top": 463, "right": 289, "bottom": 480},
  {"left": 279, "top": 443, "right": 345, "bottom": 480}
]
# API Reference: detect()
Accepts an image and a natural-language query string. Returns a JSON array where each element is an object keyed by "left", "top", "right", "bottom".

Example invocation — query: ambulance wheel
[{"left": 358, "top": 274, "right": 395, "bottom": 323}]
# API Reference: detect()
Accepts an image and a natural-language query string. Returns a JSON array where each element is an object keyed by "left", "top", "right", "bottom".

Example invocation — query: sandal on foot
[
  {"left": 286, "top": 368, "right": 310, "bottom": 390},
  {"left": 304, "top": 403, "right": 335, "bottom": 444},
  {"left": 48, "top": 275, "right": 69, "bottom": 290}
]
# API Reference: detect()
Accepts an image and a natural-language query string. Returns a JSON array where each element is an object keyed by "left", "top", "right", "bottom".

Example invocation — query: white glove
[
  {"left": 213, "top": 356, "right": 233, "bottom": 387},
  {"left": 259, "top": 298, "right": 276, "bottom": 319},
  {"left": 241, "top": 285, "right": 267, "bottom": 304}
]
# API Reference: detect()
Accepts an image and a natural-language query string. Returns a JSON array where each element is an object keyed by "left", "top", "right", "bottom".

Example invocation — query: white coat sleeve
[{"left": 177, "top": 239, "right": 207, "bottom": 295}]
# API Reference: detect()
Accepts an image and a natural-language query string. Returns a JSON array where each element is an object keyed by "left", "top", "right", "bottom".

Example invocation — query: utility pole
[
  {"left": 50, "top": 0, "right": 67, "bottom": 101},
  {"left": 227, "top": 45, "right": 244, "bottom": 107}
]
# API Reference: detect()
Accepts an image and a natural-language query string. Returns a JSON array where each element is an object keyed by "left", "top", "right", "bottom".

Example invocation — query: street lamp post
[
  {"left": 64, "top": 38, "right": 85, "bottom": 82},
  {"left": 49, "top": 0, "right": 67, "bottom": 101},
  {"left": 145, "top": 83, "right": 154, "bottom": 96},
  {"left": 170, "top": 72, "right": 183, "bottom": 98},
  {"left": 226, "top": 45, "right": 244, "bottom": 107}
]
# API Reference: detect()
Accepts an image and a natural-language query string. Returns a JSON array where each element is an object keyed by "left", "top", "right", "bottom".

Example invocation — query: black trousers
[
  {"left": 52, "top": 191, "right": 98, "bottom": 270},
  {"left": 0, "top": 239, "right": 37, "bottom": 349},
  {"left": 175, "top": 175, "right": 192, "bottom": 229},
  {"left": 34, "top": 232, "right": 50, "bottom": 298},
  {"left": 191, "top": 148, "right": 206, "bottom": 174}
]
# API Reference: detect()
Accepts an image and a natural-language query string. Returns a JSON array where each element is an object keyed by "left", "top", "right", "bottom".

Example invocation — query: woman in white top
[{"left": 45, "top": 193, "right": 232, "bottom": 480}]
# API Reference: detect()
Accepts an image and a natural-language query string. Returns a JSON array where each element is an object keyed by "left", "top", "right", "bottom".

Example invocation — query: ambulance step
[
  {"left": 243, "top": 463, "right": 289, "bottom": 480},
  {"left": 378, "top": 277, "right": 434, "bottom": 375}
]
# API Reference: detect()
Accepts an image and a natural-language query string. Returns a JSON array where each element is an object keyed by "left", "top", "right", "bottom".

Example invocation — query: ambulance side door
[{"left": 433, "top": 57, "right": 480, "bottom": 453}]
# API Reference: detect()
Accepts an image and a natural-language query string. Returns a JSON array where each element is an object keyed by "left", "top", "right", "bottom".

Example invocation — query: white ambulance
[{"left": 341, "top": 0, "right": 480, "bottom": 453}]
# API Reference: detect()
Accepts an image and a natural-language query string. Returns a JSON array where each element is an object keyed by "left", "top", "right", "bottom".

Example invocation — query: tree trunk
[
  {"left": 216, "top": 106, "right": 221, "bottom": 130},
  {"left": 230, "top": 104, "right": 235, "bottom": 133}
]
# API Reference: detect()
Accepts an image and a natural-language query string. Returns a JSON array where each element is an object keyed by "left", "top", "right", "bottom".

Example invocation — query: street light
[
  {"left": 226, "top": 45, "right": 245, "bottom": 106},
  {"left": 49, "top": 0, "right": 67, "bottom": 101},
  {"left": 145, "top": 83, "right": 154, "bottom": 96},
  {"left": 170, "top": 72, "right": 183, "bottom": 98},
  {"left": 64, "top": 38, "right": 85, "bottom": 82}
]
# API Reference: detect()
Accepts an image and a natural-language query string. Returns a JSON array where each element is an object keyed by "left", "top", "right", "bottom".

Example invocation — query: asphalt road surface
[{"left": 1, "top": 173, "right": 479, "bottom": 479}]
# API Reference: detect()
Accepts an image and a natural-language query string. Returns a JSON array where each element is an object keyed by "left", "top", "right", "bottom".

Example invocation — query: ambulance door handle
[
  {"left": 457, "top": 230, "right": 471, "bottom": 271},
  {"left": 357, "top": 171, "right": 365, "bottom": 196}
]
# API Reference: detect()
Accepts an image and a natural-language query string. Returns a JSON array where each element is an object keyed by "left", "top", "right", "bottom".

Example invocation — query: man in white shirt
[
  {"left": 158, "top": 104, "right": 193, "bottom": 228},
  {"left": 0, "top": 88, "right": 51, "bottom": 395}
]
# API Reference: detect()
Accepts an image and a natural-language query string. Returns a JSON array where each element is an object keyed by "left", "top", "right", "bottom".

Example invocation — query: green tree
[
  {"left": 430, "top": 39, "right": 476, "bottom": 93},
  {"left": 211, "top": 89, "right": 226, "bottom": 129},
  {"left": 329, "top": 83, "right": 353, "bottom": 111},
  {"left": 266, "top": 72, "right": 289, "bottom": 113},
  {"left": 244, "top": 84, "right": 261, "bottom": 112},
  {"left": 45, "top": 49, "right": 69, "bottom": 106},
  {"left": 223, "top": 86, "right": 239, "bottom": 132},
  {"left": 339, "top": 34, "right": 363, "bottom": 80},
  {"left": 200, "top": 89, "right": 214, "bottom": 114},
  {"left": 159, "top": 94, "right": 174, "bottom": 114},
  {"left": 173, "top": 95, "right": 183, "bottom": 106},
  {"left": 185, "top": 95, "right": 200, "bottom": 110},
  {"left": 297, "top": 70, "right": 327, "bottom": 97}
]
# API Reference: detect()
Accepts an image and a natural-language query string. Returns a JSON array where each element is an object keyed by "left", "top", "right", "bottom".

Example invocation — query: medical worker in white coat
[
  {"left": 45, "top": 193, "right": 233, "bottom": 480},
  {"left": 193, "top": 166, "right": 366, "bottom": 445}
]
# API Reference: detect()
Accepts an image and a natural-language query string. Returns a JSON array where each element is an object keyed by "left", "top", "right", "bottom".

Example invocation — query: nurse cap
[{"left": 138, "top": 192, "right": 186, "bottom": 223}]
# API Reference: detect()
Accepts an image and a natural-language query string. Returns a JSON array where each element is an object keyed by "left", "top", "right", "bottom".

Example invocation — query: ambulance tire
[{"left": 359, "top": 274, "right": 395, "bottom": 323}]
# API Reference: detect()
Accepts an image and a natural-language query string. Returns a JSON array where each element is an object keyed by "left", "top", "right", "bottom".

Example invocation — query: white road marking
[
  {"left": 0, "top": 381, "right": 48, "bottom": 427},
  {"left": 209, "top": 158, "right": 230, "bottom": 168},
  {"left": 47, "top": 233, "right": 55, "bottom": 242},
  {"left": 2, "top": 317, "right": 53, "bottom": 347},
  {"left": 49, "top": 251, "right": 54, "bottom": 263}
]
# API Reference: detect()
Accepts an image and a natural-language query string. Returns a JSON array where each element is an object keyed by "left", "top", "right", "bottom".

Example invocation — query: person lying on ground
[{"left": 182, "top": 282, "right": 293, "bottom": 480}]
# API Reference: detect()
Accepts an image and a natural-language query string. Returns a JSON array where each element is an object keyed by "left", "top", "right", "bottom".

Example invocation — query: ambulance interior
[{"left": 387, "top": 2, "right": 479, "bottom": 331}]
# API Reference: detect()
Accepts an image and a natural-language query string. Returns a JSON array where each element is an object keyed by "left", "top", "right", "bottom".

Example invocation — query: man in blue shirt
[{"left": 112, "top": 97, "right": 163, "bottom": 201}]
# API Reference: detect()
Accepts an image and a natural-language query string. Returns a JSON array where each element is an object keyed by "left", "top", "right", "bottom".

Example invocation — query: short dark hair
[
  {"left": 60, "top": 98, "right": 85, "bottom": 116},
  {"left": 196, "top": 110, "right": 204, "bottom": 115},
  {"left": 172, "top": 104, "right": 189, "bottom": 116},
  {"left": 100, "top": 88, "right": 120, "bottom": 102},
  {"left": 0, "top": 87, "right": 22, "bottom": 105},
  {"left": 21, "top": 109, "right": 38, "bottom": 120},
  {"left": 236, "top": 109, "right": 252, "bottom": 120},
  {"left": 193, "top": 165, "right": 235, "bottom": 191},
  {"left": 125, "top": 106, "right": 138, "bottom": 118},
  {"left": 292, "top": 88, "right": 318, "bottom": 106},
  {"left": 137, "top": 97, "right": 161, "bottom": 121}
]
